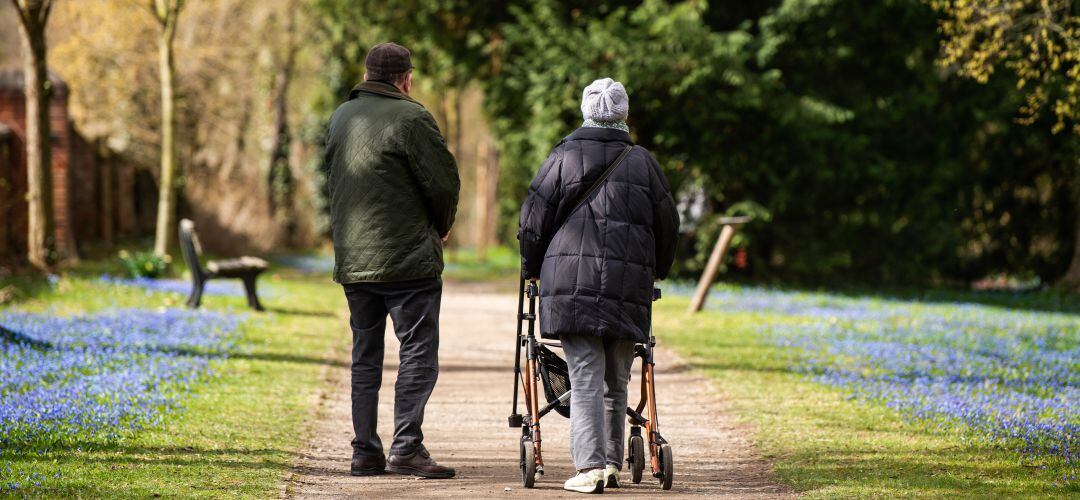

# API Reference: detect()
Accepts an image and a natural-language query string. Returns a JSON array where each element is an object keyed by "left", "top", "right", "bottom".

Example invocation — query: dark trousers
[{"left": 343, "top": 277, "right": 442, "bottom": 458}]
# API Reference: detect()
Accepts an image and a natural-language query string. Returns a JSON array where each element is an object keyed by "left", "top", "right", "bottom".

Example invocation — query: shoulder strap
[{"left": 556, "top": 145, "right": 633, "bottom": 231}]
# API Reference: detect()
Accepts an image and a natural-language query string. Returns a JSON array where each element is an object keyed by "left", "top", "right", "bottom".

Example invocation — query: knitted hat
[{"left": 580, "top": 78, "right": 629, "bottom": 122}]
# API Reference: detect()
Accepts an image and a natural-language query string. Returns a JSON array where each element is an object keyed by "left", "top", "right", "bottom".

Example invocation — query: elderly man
[{"left": 324, "top": 42, "right": 460, "bottom": 479}]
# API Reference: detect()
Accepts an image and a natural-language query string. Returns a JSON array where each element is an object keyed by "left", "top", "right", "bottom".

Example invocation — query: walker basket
[{"left": 536, "top": 344, "right": 571, "bottom": 418}]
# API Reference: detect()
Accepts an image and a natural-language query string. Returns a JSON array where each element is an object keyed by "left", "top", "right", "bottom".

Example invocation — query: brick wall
[
  {"left": 48, "top": 84, "right": 75, "bottom": 256},
  {"left": 0, "top": 71, "right": 90, "bottom": 263},
  {"left": 69, "top": 125, "right": 99, "bottom": 246},
  {"left": 0, "top": 82, "right": 29, "bottom": 262},
  {"left": 0, "top": 69, "right": 155, "bottom": 266}
]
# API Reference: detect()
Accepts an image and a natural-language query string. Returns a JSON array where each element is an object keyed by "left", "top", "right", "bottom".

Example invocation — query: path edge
[{"left": 279, "top": 313, "right": 350, "bottom": 499}]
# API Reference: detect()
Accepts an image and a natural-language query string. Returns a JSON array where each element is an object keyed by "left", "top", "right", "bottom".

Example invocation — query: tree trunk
[
  {"left": 475, "top": 135, "right": 499, "bottom": 260},
  {"left": 267, "top": 6, "right": 297, "bottom": 219},
  {"left": 13, "top": 0, "right": 54, "bottom": 270},
  {"left": 116, "top": 160, "right": 137, "bottom": 236},
  {"left": 1061, "top": 212, "right": 1080, "bottom": 288},
  {"left": 452, "top": 88, "right": 463, "bottom": 161},
  {"left": 99, "top": 151, "right": 114, "bottom": 247},
  {"left": 152, "top": 0, "right": 181, "bottom": 257},
  {"left": 437, "top": 90, "right": 452, "bottom": 153},
  {"left": 267, "top": 65, "right": 293, "bottom": 212}
]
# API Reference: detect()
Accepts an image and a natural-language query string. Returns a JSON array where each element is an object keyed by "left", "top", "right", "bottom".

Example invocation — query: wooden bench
[{"left": 178, "top": 218, "right": 268, "bottom": 311}]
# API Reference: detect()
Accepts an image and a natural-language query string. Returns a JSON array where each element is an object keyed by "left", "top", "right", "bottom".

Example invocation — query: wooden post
[{"left": 689, "top": 216, "right": 751, "bottom": 313}]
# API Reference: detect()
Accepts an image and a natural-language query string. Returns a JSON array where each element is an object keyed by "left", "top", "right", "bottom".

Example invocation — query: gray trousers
[
  {"left": 343, "top": 278, "right": 442, "bottom": 458},
  {"left": 560, "top": 335, "right": 636, "bottom": 471}
]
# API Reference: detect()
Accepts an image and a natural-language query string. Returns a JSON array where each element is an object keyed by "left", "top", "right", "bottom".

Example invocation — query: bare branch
[{"left": 10, "top": 0, "right": 31, "bottom": 28}]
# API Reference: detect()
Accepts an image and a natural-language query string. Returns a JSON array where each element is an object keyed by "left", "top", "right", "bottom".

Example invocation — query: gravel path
[{"left": 283, "top": 283, "right": 793, "bottom": 499}]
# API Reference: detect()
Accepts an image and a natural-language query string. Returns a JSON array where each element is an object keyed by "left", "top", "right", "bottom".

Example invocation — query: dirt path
[{"left": 283, "top": 283, "right": 793, "bottom": 499}]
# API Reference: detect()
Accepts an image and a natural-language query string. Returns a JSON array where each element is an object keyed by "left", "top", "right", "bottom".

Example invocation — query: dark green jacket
[{"left": 325, "top": 81, "right": 460, "bottom": 283}]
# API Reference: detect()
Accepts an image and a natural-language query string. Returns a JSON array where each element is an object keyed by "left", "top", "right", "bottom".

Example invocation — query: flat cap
[{"left": 365, "top": 42, "right": 414, "bottom": 78}]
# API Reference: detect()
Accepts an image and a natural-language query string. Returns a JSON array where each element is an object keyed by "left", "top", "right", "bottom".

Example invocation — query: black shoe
[
  {"left": 386, "top": 448, "right": 456, "bottom": 479},
  {"left": 351, "top": 454, "right": 386, "bottom": 476}
]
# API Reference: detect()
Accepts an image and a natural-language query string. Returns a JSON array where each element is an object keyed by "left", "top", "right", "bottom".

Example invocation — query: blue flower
[
  {"left": 271, "top": 255, "right": 333, "bottom": 274},
  {"left": 97, "top": 274, "right": 250, "bottom": 297},
  {"left": 706, "top": 285, "right": 1078, "bottom": 463},
  {"left": 0, "top": 308, "right": 242, "bottom": 447}
]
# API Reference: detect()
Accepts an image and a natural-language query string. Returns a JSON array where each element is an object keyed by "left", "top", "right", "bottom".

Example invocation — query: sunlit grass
[
  {"left": 656, "top": 285, "right": 1079, "bottom": 497},
  {"left": 0, "top": 264, "right": 344, "bottom": 497},
  {"left": 443, "top": 246, "right": 520, "bottom": 282}
]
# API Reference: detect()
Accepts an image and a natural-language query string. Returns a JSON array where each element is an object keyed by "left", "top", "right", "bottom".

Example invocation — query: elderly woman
[{"left": 519, "top": 77, "right": 680, "bottom": 494}]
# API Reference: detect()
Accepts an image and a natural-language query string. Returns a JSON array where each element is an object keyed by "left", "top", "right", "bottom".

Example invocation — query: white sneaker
[
  {"left": 563, "top": 469, "right": 605, "bottom": 494},
  {"left": 604, "top": 464, "right": 620, "bottom": 488}
]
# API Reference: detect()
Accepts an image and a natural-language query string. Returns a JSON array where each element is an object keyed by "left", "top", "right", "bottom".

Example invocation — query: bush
[{"left": 118, "top": 250, "right": 171, "bottom": 279}]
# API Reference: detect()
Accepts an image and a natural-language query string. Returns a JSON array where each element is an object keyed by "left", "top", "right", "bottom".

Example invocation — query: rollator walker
[{"left": 508, "top": 278, "right": 673, "bottom": 490}]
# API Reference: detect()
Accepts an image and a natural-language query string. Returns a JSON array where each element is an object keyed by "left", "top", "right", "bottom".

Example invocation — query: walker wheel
[
  {"left": 627, "top": 434, "right": 645, "bottom": 484},
  {"left": 658, "top": 443, "right": 673, "bottom": 490},
  {"left": 520, "top": 435, "right": 537, "bottom": 488}
]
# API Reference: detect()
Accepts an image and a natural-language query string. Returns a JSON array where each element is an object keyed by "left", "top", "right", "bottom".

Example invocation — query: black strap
[{"left": 555, "top": 145, "right": 633, "bottom": 232}]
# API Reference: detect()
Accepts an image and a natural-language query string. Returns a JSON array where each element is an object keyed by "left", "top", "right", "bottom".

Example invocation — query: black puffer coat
[{"left": 519, "top": 127, "right": 680, "bottom": 343}]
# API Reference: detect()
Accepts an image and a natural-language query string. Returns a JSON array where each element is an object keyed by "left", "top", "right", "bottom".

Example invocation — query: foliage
[
  {"left": 117, "top": 250, "right": 170, "bottom": 279},
  {"left": 46, "top": 0, "right": 327, "bottom": 253},
  {"left": 932, "top": 0, "right": 1080, "bottom": 135},
  {"left": 317, "top": 0, "right": 1080, "bottom": 286},
  {"left": 930, "top": 0, "right": 1080, "bottom": 288},
  {"left": 48, "top": 3, "right": 159, "bottom": 165}
]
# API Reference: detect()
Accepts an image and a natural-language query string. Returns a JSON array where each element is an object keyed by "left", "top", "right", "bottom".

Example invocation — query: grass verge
[
  {"left": 443, "top": 246, "right": 520, "bottom": 282},
  {"left": 653, "top": 294, "right": 1075, "bottom": 498},
  {"left": 1, "top": 266, "right": 344, "bottom": 498}
]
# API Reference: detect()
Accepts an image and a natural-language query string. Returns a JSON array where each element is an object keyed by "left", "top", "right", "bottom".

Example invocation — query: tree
[
  {"left": 51, "top": 0, "right": 329, "bottom": 252},
  {"left": 932, "top": 0, "right": 1080, "bottom": 287},
  {"left": 324, "top": 0, "right": 1075, "bottom": 286},
  {"left": 10, "top": 0, "right": 54, "bottom": 269},
  {"left": 934, "top": 0, "right": 1079, "bottom": 134},
  {"left": 150, "top": 0, "right": 183, "bottom": 257},
  {"left": 267, "top": 0, "right": 299, "bottom": 224}
]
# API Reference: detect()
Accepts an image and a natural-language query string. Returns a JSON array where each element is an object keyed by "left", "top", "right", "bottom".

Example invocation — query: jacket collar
[
  {"left": 561, "top": 126, "right": 634, "bottom": 145},
  {"left": 349, "top": 80, "right": 423, "bottom": 106}
]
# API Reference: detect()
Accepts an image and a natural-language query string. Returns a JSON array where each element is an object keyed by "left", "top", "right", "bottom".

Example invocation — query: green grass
[
  {"left": 4, "top": 252, "right": 1075, "bottom": 498},
  {"left": 1, "top": 264, "right": 344, "bottom": 498},
  {"left": 654, "top": 294, "right": 1073, "bottom": 498},
  {"left": 443, "top": 246, "right": 520, "bottom": 282}
]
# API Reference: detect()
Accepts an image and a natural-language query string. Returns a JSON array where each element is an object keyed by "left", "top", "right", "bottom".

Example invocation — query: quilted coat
[
  {"left": 325, "top": 81, "right": 460, "bottom": 283},
  {"left": 519, "top": 127, "right": 680, "bottom": 343}
]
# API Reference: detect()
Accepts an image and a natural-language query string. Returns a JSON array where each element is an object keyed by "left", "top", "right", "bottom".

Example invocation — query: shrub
[{"left": 118, "top": 250, "right": 171, "bottom": 279}]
